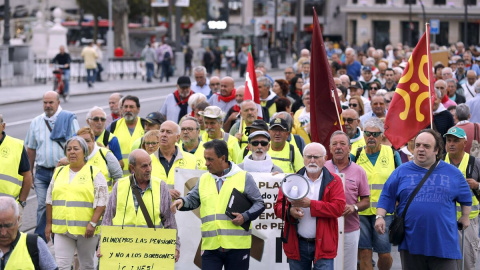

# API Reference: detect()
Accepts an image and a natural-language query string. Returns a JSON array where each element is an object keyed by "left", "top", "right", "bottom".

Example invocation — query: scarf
[
  {"left": 243, "top": 154, "right": 275, "bottom": 173},
  {"left": 174, "top": 90, "right": 193, "bottom": 123},
  {"left": 217, "top": 88, "right": 236, "bottom": 103},
  {"left": 295, "top": 88, "right": 303, "bottom": 97},
  {"left": 232, "top": 104, "right": 240, "bottom": 113},
  {"left": 112, "top": 113, "right": 120, "bottom": 120}
]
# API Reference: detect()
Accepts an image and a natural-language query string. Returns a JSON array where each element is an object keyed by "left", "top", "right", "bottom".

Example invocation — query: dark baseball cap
[
  {"left": 349, "top": 80, "right": 363, "bottom": 89},
  {"left": 146, "top": 112, "right": 165, "bottom": 125},
  {"left": 362, "top": 66, "right": 372, "bottom": 72},
  {"left": 177, "top": 76, "right": 191, "bottom": 88},
  {"left": 269, "top": 118, "right": 288, "bottom": 130},
  {"left": 245, "top": 120, "right": 268, "bottom": 135}
]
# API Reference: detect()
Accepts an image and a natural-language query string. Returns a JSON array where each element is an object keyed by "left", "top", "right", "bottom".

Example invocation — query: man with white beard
[{"left": 238, "top": 131, "right": 283, "bottom": 173}]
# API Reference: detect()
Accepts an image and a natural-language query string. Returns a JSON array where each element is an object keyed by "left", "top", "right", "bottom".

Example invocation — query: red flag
[
  {"left": 310, "top": 8, "right": 343, "bottom": 156},
  {"left": 244, "top": 50, "right": 260, "bottom": 104},
  {"left": 384, "top": 25, "right": 435, "bottom": 149}
]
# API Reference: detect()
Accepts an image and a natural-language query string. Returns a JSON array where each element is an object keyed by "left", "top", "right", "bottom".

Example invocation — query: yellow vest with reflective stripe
[
  {"left": 5, "top": 233, "right": 35, "bottom": 270},
  {"left": 193, "top": 143, "right": 206, "bottom": 170},
  {"left": 357, "top": 145, "right": 395, "bottom": 216},
  {"left": 350, "top": 137, "right": 366, "bottom": 155},
  {"left": 52, "top": 165, "right": 101, "bottom": 235},
  {"left": 111, "top": 176, "right": 162, "bottom": 228},
  {"left": 268, "top": 143, "right": 303, "bottom": 173},
  {"left": 112, "top": 117, "right": 145, "bottom": 176},
  {"left": 201, "top": 131, "right": 242, "bottom": 164},
  {"left": 87, "top": 148, "right": 114, "bottom": 192},
  {"left": 238, "top": 121, "right": 249, "bottom": 150},
  {"left": 151, "top": 149, "right": 197, "bottom": 188},
  {"left": 0, "top": 135, "right": 24, "bottom": 198},
  {"left": 445, "top": 153, "right": 479, "bottom": 220},
  {"left": 260, "top": 100, "right": 277, "bottom": 119},
  {"left": 96, "top": 130, "right": 114, "bottom": 147},
  {"left": 198, "top": 170, "right": 251, "bottom": 250}
]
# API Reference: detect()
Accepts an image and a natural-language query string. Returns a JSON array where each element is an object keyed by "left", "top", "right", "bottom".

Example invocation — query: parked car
[{"left": 13, "top": 5, "right": 28, "bottom": 18}]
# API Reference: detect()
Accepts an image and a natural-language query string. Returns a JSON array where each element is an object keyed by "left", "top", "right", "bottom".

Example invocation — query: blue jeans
[
  {"left": 62, "top": 69, "right": 70, "bottom": 95},
  {"left": 145, "top": 63, "right": 154, "bottom": 81},
  {"left": 359, "top": 215, "right": 393, "bottom": 253},
  {"left": 34, "top": 167, "right": 54, "bottom": 242},
  {"left": 160, "top": 61, "right": 170, "bottom": 82},
  {"left": 86, "top": 68, "right": 97, "bottom": 85},
  {"left": 287, "top": 239, "right": 334, "bottom": 270},
  {"left": 201, "top": 249, "right": 250, "bottom": 270}
]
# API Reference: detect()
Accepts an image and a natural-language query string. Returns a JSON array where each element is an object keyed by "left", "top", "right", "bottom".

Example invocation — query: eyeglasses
[
  {"left": 385, "top": 99, "right": 392, "bottom": 103},
  {"left": 181, "top": 127, "right": 198, "bottom": 132},
  {"left": 364, "top": 131, "right": 382, "bottom": 138},
  {"left": 145, "top": 141, "right": 159, "bottom": 146},
  {"left": 89, "top": 117, "right": 106, "bottom": 122},
  {"left": 349, "top": 103, "right": 358, "bottom": 108},
  {"left": 304, "top": 155, "right": 323, "bottom": 160},
  {"left": 369, "top": 87, "right": 378, "bottom": 90},
  {"left": 343, "top": 117, "right": 357, "bottom": 124},
  {"left": 250, "top": 141, "right": 269, "bottom": 147},
  {"left": 209, "top": 83, "right": 220, "bottom": 86}
]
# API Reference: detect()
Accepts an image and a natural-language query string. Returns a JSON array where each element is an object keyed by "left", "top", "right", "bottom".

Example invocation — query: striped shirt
[{"left": 25, "top": 112, "right": 79, "bottom": 168}]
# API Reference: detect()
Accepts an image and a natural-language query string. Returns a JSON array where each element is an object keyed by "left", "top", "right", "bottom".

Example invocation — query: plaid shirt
[{"left": 131, "top": 175, "right": 152, "bottom": 212}]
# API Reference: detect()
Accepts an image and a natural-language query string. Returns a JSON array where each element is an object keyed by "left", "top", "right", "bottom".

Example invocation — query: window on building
[
  {"left": 352, "top": 0, "right": 358, "bottom": 3},
  {"left": 373, "top": 21, "right": 390, "bottom": 48},
  {"left": 375, "top": 0, "right": 387, "bottom": 3},
  {"left": 228, "top": 0, "right": 242, "bottom": 16},
  {"left": 404, "top": 0, "right": 417, "bottom": 4},
  {"left": 253, "top": 0, "right": 267, "bottom": 17},
  {"left": 401, "top": 21, "right": 419, "bottom": 46},
  {"left": 433, "top": 0, "right": 446, "bottom": 5},
  {"left": 460, "top": 22, "right": 479, "bottom": 46},
  {"left": 304, "top": 0, "right": 325, "bottom": 16},
  {"left": 467, "top": 0, "right": 477, "bottom": 5},
  {"left": 435, "top": 22, "right": 449, "bottom": 46}
]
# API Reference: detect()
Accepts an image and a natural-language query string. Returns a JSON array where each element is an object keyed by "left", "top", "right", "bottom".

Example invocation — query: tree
[{"left": 76, "top": 0, "right": 107, "bottom": 43}]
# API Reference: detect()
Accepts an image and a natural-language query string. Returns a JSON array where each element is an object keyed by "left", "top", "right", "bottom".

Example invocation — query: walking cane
[{"left": 458, "top": 222, "right": 465, "bottom": 270}]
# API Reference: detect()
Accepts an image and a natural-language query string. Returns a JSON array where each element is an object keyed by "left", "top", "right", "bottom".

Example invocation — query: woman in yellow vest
[
  {"left": 45, "top": 137, "right": 108, "bottom": 270},
  {"left": 141, "top": 130, "right": 161, "bottom": 154}
]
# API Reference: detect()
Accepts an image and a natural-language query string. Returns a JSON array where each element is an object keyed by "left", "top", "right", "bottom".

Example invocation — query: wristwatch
[
  {"left": 375, "top": 215, "right": 384, "bottom": 220},
  {"left": 89, "top": 221, "right": 97, "bottom": 228},
  {"left": 353, "top": 204, "right": 359, "bottom": 212},
  {"left": 19, "top": 201, "right": 27, "bottom": 208}
]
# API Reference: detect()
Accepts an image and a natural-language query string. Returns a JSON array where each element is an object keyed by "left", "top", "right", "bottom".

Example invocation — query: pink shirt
[
  {"left": 325, "top": 160, "right": 370, "bottom": 233},
  {"left": 442, "top": 98, "right": 457, "bottom": 109}
]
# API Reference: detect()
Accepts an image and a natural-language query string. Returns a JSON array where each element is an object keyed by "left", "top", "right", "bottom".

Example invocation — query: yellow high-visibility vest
[
  {"left": 198, "top": 170, "right": 251, "bottom": 250},
  {"left": 111, "top": 117, "right": 145, "bottom": 176},
  {"left": 87, "top": 147, "right": 114, "bottom": 191},
  {"left": 52, "top": 165, "right": 101, "bottom": 235},
  {"left": 356, "top": 145, "right": 395, "bottom": 216},
  {"left": 4, "top": 233, "right": 35, "bottom": 270},
  {"left": 201, "top": 131, "right": 242, "bottom": 164},
  {"left": 268, "top": 143, "right": 303, "bottom": 173},
  {"left": 151, "top": 148, "right": 197, "bottom": 189},
  {"left": 111, "top": 176, "right": 162, "bottom": 228},
  {"left": 0, "top": 135, "right": 24, "bottom": 198},
  {"left": 445, "top": 153, "right": 479, "bottom": 220}
]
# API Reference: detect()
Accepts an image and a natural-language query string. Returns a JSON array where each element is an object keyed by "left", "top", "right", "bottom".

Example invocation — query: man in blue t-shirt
[
  {"left": 345, "top": 48, "right": 361, "bottom": 80},
  {"left": 375, "top": 129, "right": 472, "bottom": 270}
]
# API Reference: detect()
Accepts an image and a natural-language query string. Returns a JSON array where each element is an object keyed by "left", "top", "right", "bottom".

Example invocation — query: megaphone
[{"left": 281, "top": 174, "right": 310, "bottom": 201}]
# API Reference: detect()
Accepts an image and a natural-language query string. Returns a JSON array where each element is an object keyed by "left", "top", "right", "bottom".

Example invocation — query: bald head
[
  {"left": 129, "top": 149, "right": 150, "bottom": 166},
  {"left": 109, "top": 93, "right": 123, "bottom": 115},
  {"left": 220, "top": 77, "right": 235, "bottom": 97},
  {"left": 301, "top": 49, "right": 310, "bottom": 58},
  {"left": 43, "top": 91, "right": 60, "bottom": 117}
]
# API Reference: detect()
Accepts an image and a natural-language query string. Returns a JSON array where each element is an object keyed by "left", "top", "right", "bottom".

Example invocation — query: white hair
[
  {"left": 188, "top": 93, "right": 207, "bottom": 108},
  {"left": 346, "top": 47, "right": 356, "bottom": 56},
  {"left": 304, "top": 142, "right": 327, "bottom": 156},
  {"left": 0, "top": 196, "right": 19, "bottom": 218},
  {"left": 86, "top": 106, "right": 106, "bottom": 120}
]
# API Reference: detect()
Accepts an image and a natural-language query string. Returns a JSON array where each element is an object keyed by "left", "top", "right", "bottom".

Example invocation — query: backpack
[
  {"left": 163, "top": 51, "right": 171, "bottom": 62},
  {"left": 354, "top": 146, "right": 399, "bottom": 169},
  {"left": 26, "top": 234, "right": 40, "bottom": 270}
]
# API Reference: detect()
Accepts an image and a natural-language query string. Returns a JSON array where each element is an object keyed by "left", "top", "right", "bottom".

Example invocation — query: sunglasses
[
  {"left": 349, "top": 103, "right": 358, "bottom": 108},
  {"left": 364, "top": 131, "right": 382, "bottom": 138},
  {"left": 343, "top": 117, "right": 357, "bottom": 124},
  {"left": 250, "top": 141, "right": 269, "bottom": 147},
  {"left": 369, "top": 87, "right": 378, "bottom": 90},
  {"left": 385, "top": 99, "right": 392, "bottom": 103},
  {"left": 89, "top": 117, "right": 106, "bottom": 122}
]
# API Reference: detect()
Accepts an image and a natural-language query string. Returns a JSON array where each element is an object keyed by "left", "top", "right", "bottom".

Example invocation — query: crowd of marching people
[{"left": 1, "top": 39, "right": 480, "bottom": 270}]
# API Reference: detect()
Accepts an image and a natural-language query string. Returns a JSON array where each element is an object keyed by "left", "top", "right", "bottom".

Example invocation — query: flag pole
[
  {"left": 331, "top": 88, "right": 344, "bottom": 132},
  {"left": 425, "top": 23, "right": 434, "bottom": 129}
]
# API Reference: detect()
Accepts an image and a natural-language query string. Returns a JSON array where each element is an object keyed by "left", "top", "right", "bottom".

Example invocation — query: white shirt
[
  {"left": 462, "top": 82, "right": 476, "bottom": 101},
  {"left": 191, "top": 78, "right": 211, "bottom": 96},
  {"left": 297, "top": 171, "right": 323, "bottom": 239}
]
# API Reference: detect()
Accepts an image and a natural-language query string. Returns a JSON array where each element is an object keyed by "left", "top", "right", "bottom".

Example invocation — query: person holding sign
[
  {"left": 325, "top": 131, "right": 370, "bottom": 270},
  {"left": 102, "top": 149, "right": 180, "bottom": 261},
  {"left": 274, "top": 142, "right": 346, "bottom": 269},
  {"left": 45, "top": 137, "right": 108, "bottom": 270},
  {"left": 171, "top": 139, "right": 265, "bottom": 270}
]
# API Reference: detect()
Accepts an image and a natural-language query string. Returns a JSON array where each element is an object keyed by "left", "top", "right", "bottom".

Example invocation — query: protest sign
[{"left": 99, "top": 226, "right": 177, "bottom": 270}]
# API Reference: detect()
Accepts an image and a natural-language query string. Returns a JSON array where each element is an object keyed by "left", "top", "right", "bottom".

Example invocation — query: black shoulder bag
[
  {"left": 389, "top": 159, "right": 439, "bottom": 245},
  {"left": 129, "top": 175, "right": 155, "bottom": 228}
]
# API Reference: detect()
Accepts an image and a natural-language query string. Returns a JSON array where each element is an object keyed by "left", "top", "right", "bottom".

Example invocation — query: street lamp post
[
  {"left": 107, "top": 0, "right": 114, "bottom": 59},
  {"left": 3, "top": 0, "right": 10, "bottom": 46},
  {"left": 464, "top": 0, "right": 468, "bottom": 46},
  {"left": 408, "top": 0, "right": 412, "bottom": 47},
  {"left": 296, "top": 0, "right": 301, "bottom": 58}
]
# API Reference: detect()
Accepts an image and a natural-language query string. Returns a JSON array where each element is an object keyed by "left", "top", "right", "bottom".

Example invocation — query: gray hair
[
  {"left": 302, "top": 89, "right": 310, "bottom": 99},
  {"left": 329, "top": 130, "right": 351, "bottom": 145},
  {"left": 188, "top": 93, "right": 207, "bottom": 108},
  {"left": 475, "top": 79, "right": 480, "bottom": 93},
  {"left": 345, "top": 47, "right": 356, "bottom": 56},
  {"left": 86, "top": 106, "right": 106, "bottom": 120},
  {"left": 180, "top": 116, "right": 200, "bottom": 130},
  {"left": 456, "top": 104, "right": 471, "bottom": 121},
  {"left": 0, "top": 197, "right": 19, "bottom": 218},
  {"left": 364, "top": 118, "right": 384, "bottom": 133},
  {"left": 193, "top": 66, "right": 207, "bottom": 75},
  {"left": 257, "top": 76, "right": 272, "bottom": 89},
  {"left": 272, "top": 111, "right": 293, "bottom": 131},
  {"left": 434, "top": 88, "right": 442, "bottom": 99},
  {"left": 240, "top": 99, "right": 257, "bottom": 110},
  {"left": 304, "top": 142, "right": 327, "bottom": 156},
  {"left": 65, "top": 137, "right": 90, "bottom": 162},
  {"left": 445, "top": 78, "right": 457, "bottom": 86}
]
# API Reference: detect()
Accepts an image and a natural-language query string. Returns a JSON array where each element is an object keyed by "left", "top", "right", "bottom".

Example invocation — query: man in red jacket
[{"left": 274, "top": 142, "right": 346, "bottom": 269}]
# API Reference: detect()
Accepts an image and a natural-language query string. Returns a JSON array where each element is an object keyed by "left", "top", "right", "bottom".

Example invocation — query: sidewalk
[{"left": 0, "top": 63, "right": 291, "bottom": 105}]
